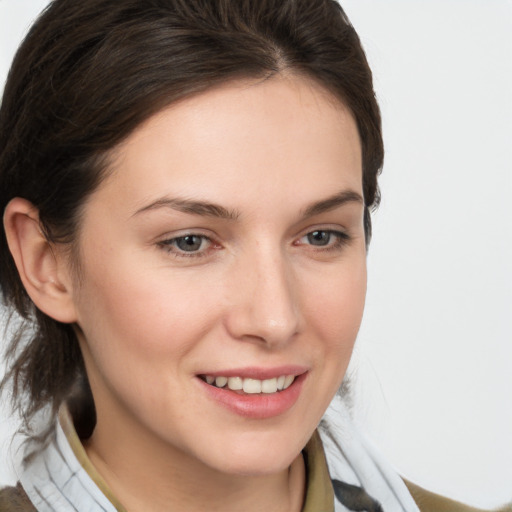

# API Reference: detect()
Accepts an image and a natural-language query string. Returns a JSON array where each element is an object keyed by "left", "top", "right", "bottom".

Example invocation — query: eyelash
[{"left": 158, "top": 229, "right": 350, "bottom": 259}]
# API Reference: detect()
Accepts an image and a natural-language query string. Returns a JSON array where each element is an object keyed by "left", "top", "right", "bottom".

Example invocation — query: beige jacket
[{"left": 1, "top": 476, "right": 510, "bottom": 511}]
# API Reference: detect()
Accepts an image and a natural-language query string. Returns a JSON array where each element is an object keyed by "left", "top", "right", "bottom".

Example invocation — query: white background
[{"left": 1, "top": 0, "right": 511, "bottom": 508}]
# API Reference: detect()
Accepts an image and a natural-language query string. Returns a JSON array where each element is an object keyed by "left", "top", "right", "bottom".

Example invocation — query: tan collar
[
  {"left": 302, "top": 430, "right": 335, "bottom": 512},
  {"left": 59, "top": 406, "right": 128, "bottom": 512}
]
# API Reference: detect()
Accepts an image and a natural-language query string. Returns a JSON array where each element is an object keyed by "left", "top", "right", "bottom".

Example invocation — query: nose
[{"left": 224, "top": 245, "right": 300, "bottom": 348}]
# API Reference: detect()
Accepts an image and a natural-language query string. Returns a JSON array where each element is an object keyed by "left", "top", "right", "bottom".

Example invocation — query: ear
[{"left": 3, "top": 197, "right": 78, "bottom": 323}]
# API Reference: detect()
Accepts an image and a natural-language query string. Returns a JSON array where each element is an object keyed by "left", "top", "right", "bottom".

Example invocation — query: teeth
[
  {"left": 227, "top": 376, "right": 243, "bottom": 391},
  {"left": 204, "top": 374, "right": 296, "bottom": 393},
  {"left": 215, "top": 376, "right": 228, "bottom": 388},
  {"left": 261, "top": 378, "right": 277, "bottom": 394},
  {"left": 283, "top": 375, "right": 294, "bottom": 389},
  {"left": 243, "top": 378, "right": 262, "bottom": 394}
]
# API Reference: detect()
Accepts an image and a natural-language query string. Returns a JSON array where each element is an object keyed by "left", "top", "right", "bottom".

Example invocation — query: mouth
[
  {"left": 196, "top": 368, "right": 307, "bottom": 419},
  {"left": 199, "top": 374, "right": 296, "bottom": 394}
]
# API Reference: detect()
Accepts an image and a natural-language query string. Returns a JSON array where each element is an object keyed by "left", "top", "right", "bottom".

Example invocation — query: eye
[
  {"left": 306, "top": 230, "right": 333, "bottom": 246},
  {"left": 174, "top": 235, "right": 206, "bottom": 252},
  {"left": 303, "top": 229, "right": 348, "bottom": 246},
  {"left": 296, "top": 229, "right": 350, "bottom": 251},
  {"left": 159, "top": 234, "right": 214, "bottom": 257}
]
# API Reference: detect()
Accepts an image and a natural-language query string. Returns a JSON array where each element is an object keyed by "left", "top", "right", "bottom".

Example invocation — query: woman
[{"left": 0, "top": 1, "right": 509, "bottom": 511}]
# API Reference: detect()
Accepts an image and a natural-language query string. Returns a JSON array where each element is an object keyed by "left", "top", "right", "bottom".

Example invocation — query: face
[{"left": 70, "top": 75, "right": 366, "bottom": 476}]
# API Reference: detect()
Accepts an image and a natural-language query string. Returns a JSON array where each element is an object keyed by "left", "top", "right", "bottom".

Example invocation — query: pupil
[
  {"left": 177, "top": 236, "right": 202, "bottom": 251},
  {"left": 308, "top": 231, "right": 330, "bottom": 246}
]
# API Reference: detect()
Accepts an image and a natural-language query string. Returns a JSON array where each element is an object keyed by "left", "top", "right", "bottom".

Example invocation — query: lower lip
[{"left": 198, "top": 373, "right": 307, "bottom": 419}]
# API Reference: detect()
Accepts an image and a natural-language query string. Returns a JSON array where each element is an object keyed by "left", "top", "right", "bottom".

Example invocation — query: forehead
[{"left": 94, "top": 75, "right": 362, "bottom": 215}]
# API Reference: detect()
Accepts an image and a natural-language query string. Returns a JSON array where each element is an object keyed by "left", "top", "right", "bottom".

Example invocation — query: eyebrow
[
  {"left": 133, "top": 189, "right": 363, "bottom": 221},
  {"left": 133, "top": 197, "right": 241, "bottom": 220},
  {"left": 301, "top": 190, "right": 364, "bottom": 218}
]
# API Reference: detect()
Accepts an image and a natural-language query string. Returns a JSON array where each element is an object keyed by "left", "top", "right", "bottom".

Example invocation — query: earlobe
[{"left": 3, "top": 197, "right": 78, "bottom": 323}]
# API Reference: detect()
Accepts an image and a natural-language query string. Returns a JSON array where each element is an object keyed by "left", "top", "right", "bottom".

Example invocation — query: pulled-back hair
[{"left": 0, "top": 0, "right": 383, "bottom": 437}]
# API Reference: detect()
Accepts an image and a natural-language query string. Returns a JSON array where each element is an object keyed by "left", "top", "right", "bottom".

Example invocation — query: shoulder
[
  {"left": 0, "top": 483, "right": 36, "bottom": 512},
  {"left": 404, "top": 479, "right": 512, "bottom": 512}
]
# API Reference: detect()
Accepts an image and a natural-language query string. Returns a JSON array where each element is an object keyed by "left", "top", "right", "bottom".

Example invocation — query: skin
[{"left": 5, "top": 75, "right": 367, "bottom": 512}]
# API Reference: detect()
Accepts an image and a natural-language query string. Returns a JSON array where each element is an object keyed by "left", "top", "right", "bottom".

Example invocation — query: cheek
[
  {"left": 73, "top": 260, "right": 223, "bottom": 423},
  {"left": 289, "top": 257, "right": 366, "bottom": 436},
  {"left": 303, "top": 256, "right": 367, "bottom": 351},
  {"left": 73, "top": 251, "right": 222, "bottom": 376}
]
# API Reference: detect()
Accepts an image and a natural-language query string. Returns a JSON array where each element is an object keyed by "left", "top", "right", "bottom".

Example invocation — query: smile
[
  {"left": 200, "top": 375, "right": 295, "bottom": 394},
  {"left": 197, "top": 369, "right": 307, "bottom": 419}
]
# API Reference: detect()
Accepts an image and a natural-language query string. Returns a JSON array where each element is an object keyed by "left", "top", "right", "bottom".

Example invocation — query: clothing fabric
[
  {"left": 319, "top": 397, "right": 420, "bottom": 511},
  {"left": 17, "top": 397, "right": 417, "bottom": 512},
  {"left": 13, "top": 407, "right": 335, "bottom": 512},
  {"left": 1, "top": 397, "right": 510, "bottom": 512}
]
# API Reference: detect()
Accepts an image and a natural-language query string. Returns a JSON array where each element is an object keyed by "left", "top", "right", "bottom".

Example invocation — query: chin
[
  {"left": 195, "top": 431, "right": 305, "bottom": 476},
  {"left": 213, "top": 453, "right": 296, "bottom": 477}
]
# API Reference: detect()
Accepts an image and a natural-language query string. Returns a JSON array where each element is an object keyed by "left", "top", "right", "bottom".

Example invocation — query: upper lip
[{"left": 197, "top": 365, "right": 308, "bottom": 380}]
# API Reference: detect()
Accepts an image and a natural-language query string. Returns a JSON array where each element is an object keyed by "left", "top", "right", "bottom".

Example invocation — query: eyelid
[{"left": 295, "top": 224, "right": 350, "bottom": 240}]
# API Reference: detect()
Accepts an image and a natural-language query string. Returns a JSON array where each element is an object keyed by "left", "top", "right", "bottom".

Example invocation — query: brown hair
[{"left": 0, "top": 0, "right": 383, "bottom": 437}]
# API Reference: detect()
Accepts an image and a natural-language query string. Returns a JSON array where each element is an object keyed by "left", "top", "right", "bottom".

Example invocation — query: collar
[{"left": 20, "top": 405, "right": 335, "bottom": 512}]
